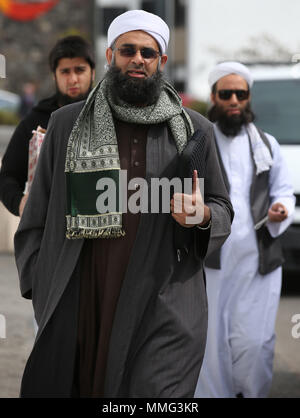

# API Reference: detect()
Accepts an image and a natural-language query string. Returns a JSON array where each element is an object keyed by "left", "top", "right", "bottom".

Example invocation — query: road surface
[{"left": 0, "top": 254, "right": 299, "bottom": 398}]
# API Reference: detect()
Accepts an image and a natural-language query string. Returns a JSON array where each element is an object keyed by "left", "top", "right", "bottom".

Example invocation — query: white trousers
[{"left": 195, "top": 264, "right": 282, "bottom": 398}]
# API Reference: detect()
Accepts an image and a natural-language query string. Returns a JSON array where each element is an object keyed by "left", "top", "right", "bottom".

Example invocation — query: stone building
[{"left": 0, "top": 0, "right": 94, "bottom": 98}]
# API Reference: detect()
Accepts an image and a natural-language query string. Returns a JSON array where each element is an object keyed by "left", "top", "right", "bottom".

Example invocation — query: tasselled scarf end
[{"left": 66, "top": 227, "right": 126, "bottom": 240}]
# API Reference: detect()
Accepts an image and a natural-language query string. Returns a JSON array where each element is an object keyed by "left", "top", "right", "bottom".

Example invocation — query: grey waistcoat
[{"left": 205, "top": 127, "right": 284, "bottom": 275}]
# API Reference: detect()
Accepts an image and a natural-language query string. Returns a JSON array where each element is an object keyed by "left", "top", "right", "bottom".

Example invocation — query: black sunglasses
[
  {"left": 116, "top": 45, "right": 161, "bottom": 60},
  {"left": 217, "top": 89, "right": 250, "bottom": 101}
]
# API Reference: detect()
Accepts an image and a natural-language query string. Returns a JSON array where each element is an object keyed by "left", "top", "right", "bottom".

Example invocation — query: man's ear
[
  {"left": 159, "top": 54, "right": 168, "bottom": 71},
  {"left": 106, "top": 48, "right": 113, "bottom": 66},
  {"left": 210, "top": 92, "right": 216, "bottom": 105}
]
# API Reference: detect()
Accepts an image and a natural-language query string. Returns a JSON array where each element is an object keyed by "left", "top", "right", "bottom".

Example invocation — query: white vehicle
[
  {"left": 0, "top": 89, "right": 20, "bottom": 112},
  {"left": 249, "top": 62, "right": 300, "bottom": 272}
]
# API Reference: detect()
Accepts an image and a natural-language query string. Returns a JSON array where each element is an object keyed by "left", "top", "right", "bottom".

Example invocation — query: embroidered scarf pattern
[{"left": 65, "top": 79, "right": 194, "bottom": 239}]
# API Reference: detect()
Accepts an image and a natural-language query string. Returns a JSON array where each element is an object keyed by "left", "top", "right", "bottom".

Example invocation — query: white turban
[
  {"left": 107, "top": 10, "right": 170, "bottom": 54},
  {"left": 208, "top": 61, "right": 253, "bottom": 89}
]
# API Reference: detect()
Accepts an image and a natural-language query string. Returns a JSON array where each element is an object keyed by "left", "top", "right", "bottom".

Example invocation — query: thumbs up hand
[{"left": 170, "top": 170, "right": 211, "bottom": 228}]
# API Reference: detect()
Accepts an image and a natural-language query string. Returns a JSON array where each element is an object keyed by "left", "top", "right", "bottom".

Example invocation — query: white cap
[
  {"left": 208, "top": 61, "right": 253, "bottom": 89},
  {"left": 107, "top": 10, "right": 170, "bottom": 54}
]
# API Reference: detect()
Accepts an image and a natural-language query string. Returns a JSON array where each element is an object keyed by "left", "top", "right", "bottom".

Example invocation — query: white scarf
[{"left": 246, "top": 123, "right": 273, "bottom": 175}]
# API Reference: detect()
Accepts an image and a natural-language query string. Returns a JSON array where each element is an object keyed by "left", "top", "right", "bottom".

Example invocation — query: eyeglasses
[
  {"left": 217, "top": 89, "right": 250, "bottom": 101},
  {"left": 116, "top": 45, "right": 161, "bottom": 60}
]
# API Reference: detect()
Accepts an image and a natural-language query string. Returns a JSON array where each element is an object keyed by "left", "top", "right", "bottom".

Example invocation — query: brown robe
[{"left": 73, "top": 120, "right": 149, "bottom": 397}]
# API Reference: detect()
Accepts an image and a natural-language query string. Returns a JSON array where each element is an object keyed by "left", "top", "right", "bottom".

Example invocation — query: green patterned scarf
[{"left": 65, "top": 78, "right": 194, "bottom": 239}]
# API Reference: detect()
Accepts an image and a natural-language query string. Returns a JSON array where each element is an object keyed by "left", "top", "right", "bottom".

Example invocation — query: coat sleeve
[
  {"left": 14, "top": 114, "right": 56, "bottom": 299},
  {"left": 0, "top": 118, "right": 33, "bottom": 215},
  {"left": 195, "top": 124, "right": 234, "bottom": 258},
  {"left": 265, "top": 134, "right": 295, "bottom": 238}
]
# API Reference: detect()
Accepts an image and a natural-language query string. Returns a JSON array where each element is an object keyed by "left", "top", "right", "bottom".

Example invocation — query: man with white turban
[
  {"left": 195, "top": 61, "right": 295, "bottom": 398},
  {"left": 14, "top": 11, "right": 233, "bottom": 397}
]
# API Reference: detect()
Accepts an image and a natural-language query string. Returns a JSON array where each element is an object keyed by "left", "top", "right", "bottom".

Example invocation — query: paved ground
[
  {"left": 269, "top": 275, "right": 300, "bottom": 398},
  {"left": 0, "top": 254, "right": 34, "bottom": 397},
  {"left": 0, "top": 254, "right": 299, "bottom": 398}
]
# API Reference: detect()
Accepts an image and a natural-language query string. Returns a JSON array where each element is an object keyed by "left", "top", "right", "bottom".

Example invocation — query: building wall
[{"left": 0, "top": 0, "right": 95, "bottom": 99}]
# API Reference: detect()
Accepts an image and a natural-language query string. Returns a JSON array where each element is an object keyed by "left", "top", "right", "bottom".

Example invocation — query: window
[{"left": 252, "top": 79, "right": 300, "bottom": 144}]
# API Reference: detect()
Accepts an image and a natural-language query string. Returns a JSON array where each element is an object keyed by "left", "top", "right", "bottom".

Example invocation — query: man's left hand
[
  {"left": 268, "top": 202, "right": 288, "bottom": 223},
  {"left": 170, "top": 170, "right": 211, "bottom": 228}
]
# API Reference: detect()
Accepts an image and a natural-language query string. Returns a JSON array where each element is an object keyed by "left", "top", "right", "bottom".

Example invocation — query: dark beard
[
  {"left": 105, "top": 64, "right": 164, "bottom": 106},
  {"left": 207, "top": 102, "right": 255, "bottom": 136},
  {"left": 56, "top": 82, "right": 93, "bottom": 107}
]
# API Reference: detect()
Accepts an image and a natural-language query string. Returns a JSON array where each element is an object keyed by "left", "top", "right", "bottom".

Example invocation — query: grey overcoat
[{"left": 14, "top": 102, "right": 233, "bottom": 398}]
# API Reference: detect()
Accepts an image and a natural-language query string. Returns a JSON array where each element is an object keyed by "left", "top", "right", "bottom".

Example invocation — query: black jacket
[
  {"left": 0, "top": 95, "right": 58, "bottom": 216},
  {"left": 15, "top": 103, "right": 232, "bottom": 397}
]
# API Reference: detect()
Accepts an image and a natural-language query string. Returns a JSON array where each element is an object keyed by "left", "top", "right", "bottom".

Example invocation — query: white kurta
[{"left": 195, "top": 124, "right": 295, "bottom": 398}]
